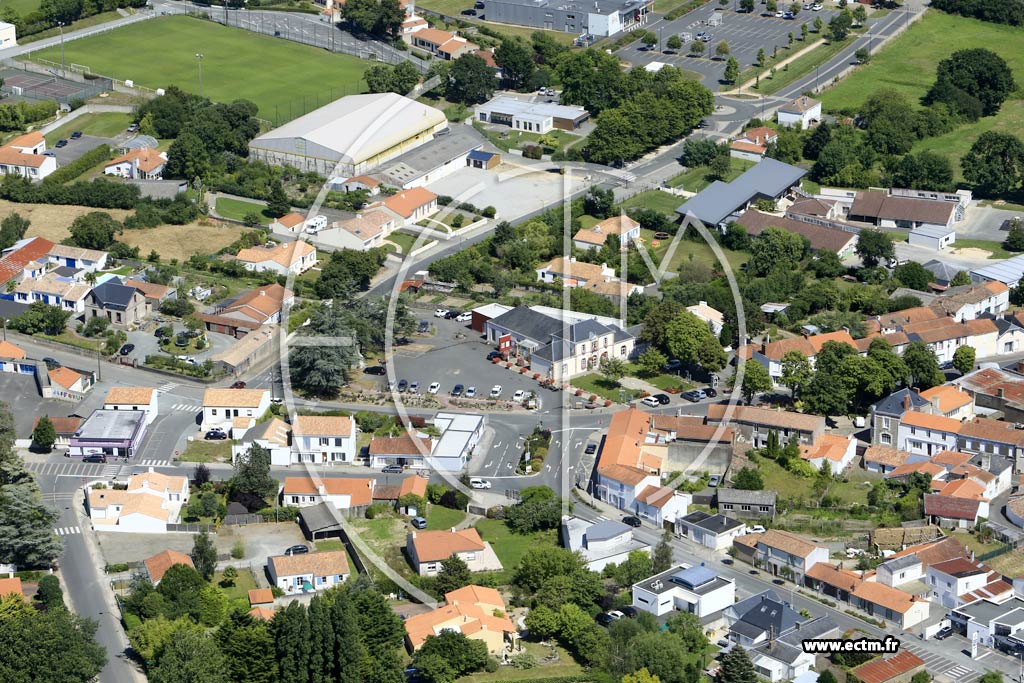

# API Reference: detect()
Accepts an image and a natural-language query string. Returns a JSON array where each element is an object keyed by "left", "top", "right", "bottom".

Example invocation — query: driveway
[
  {"left": 123, "top": 326, "right": 235, "bottom": 363},
  {"left": 958, "top": 204, "right": 1024, "bottom": 241},
  {"left": 50, "top": 134, "right": 115, "bottom": 166}
]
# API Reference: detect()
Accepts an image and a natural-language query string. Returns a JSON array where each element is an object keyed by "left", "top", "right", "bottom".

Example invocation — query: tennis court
[{"left": 0, "top": 70, "right": 108, "bottom": 103}]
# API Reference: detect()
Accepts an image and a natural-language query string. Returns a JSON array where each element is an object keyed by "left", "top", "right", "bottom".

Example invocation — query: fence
[
  {"left": 1, "top": 59, "right": 114, "bottom": 104},
  {"left": 222, "top": 512, "right": 265, "bottom": 525},
  {"left": 166, "top": 522, "right": 216, "bottom": 533}
]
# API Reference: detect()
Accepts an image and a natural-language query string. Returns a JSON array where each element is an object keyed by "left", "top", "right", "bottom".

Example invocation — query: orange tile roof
[
  {"left": 806, "top": 562, "right": 862, "bottom": 593},
  {"left": 399, "top": 475, "right": 428, "bottom": 499},
  {"left": 124, "top": 279, "right": 174, "bottom": 300},
  {"left": 539, "top": 256, "right": 613, "bottom": 284},
  {"left": 852, "top": 581, "right": 921, "bottom": 614},
  {"left": 410, "top": 528, "right": 485, "bottom": 563},
  {"left": 730, "top": 140, "right": 766, "bottom": 154},
  {"left": 852, "top": 651, "right": 925, "bottom": 683},
  {"left": 863, "top": 445, "right": 911, "bottom": 468},
  {"left": 249, "top": 606, "right": 276, "bottom": 621},
  {"left": 34, "top": 416, "right": 81, "bottom": 435},
  {"left": 237, "top": 240, "right": 316, "bottom": 269},
  {"left": 755, "top": 529, "right": 825, "bottom": 559},
  {"left": 275, "top": 212, "right": 306, "bottom": 229},
  {"left": 248, "top": 588, "right": 275, "bottom": 606},
  {"left": 127, "top": 469, "right": 187, "bottom": 494},
  {"left": 958, "top": 416, "right": 1024, "bottom": 447},
  {"left": 144, "top": 550, "right": 194, "bottom": 583},
  {"left": 269, "top": 550, "right": 350, "bottom": 578},
  {"left": 800, "top": 433, "right": 852, "bottom": 463},
  {"left": 0, "top": 236, "right": 54, "bottom": 284},
  {"left": 7, "top": 132, "right": 44, "bottom": 149},
  {"left": 930, "top": 558, "right": 986, "bottom": 577},
  {"left": 951, "top": 463, "right": 995, "bottom": 484},
  {"left": 412, "top": 27, "right": 457, "bottom": 45},
  {"left": 596, "top": 408, "right": 652, "bottom": 479},
  {"left": 104, "top": 387, "right": 155, "bottom": 405},
  {"left": 404, "top": 598, "right": 514, "bottom": 650},
  {"left": 0, "top": 340, "right": 25, "bottom": 359},
  {"left": 292, "top": 415, "right": 353, "bottom": 437},
  {"left": 932, "top": 450, "right": 973, "bottom": 468},
  {"left": 920, "top": 385, "right": 973, "bottom": 414},
  {"left": 106, "top": 147, "right": 166, "bottom": 173},
  {"left": 635, "top": 484, "right": 679, "bottom": 509},
  {"left": 886, "top": 461, "right": 944, "bottom": 480},
  {"left": 346, "top": 174, "right": 380, "bottom": 187},
  {"left": 758, "top": 330, "right": 858, "bottom": 361},
  {"left": 120, "top": 494, "right": 170, "bottom": 521},
  {"left": 573, "top": 215, "right": 640, "bottom": 246},
  {"left": 48, "top": 366, "right": 83, "bottom": 390},
  {"left": 203, "top": 388, "right": 268, "bottom": 408},
  {"left": 445, "top": 585, "right": 504, "bottom": 606},
  {"left": 383, "top": 187, "right": 437, "bottom": 219},
  {"left": 281, "top": 476, "right": 375, "bottom": 506},
  {"left": 369, "top": 433, "right": 431, "bottom": 456},
  {"left": 0, "top": 576, "right": 23, "bottom": 597},
  {"left": 337, "top": 209, "right": 394, "bottom": 242},
  {"left": 888, "top": 536, "right": 966, "bottom": 565},
  {"left": 936, "top": 478, "right": 987, "bottom": 501},
  {"left": 0, "top": 146, "right": 48, "bottom": 168},
  {"left": 900, "top": 411, "right": 961, "bottom": 433},
  {"left": 706, "top": 403, "right": 824, "bottom": 433}
]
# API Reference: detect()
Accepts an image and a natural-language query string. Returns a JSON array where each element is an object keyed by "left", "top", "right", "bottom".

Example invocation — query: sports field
[
  {"left": 32, "top": 16, "right": 371, "bottom": 123},
  {"left": 819, "top": 10, "right": 1024, "bottom": 181}
]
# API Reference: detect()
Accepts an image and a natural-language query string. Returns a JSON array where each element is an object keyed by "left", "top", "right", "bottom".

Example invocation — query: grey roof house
[
  {"left": 715, "top": 489, "right": 777, "bottom": 520},
  {"left": 560, "top": 516, "right": 650, "bottom": 572},
  {"left": 676, "top": 158, "right": 808, "bottom": 228},
  {"left": 870, "top": 388, "right": 929, "bottom": 447},
  {"left": 85, "top": 281, "right": 150, "bottom": 329},
  {"left": 727, "top": 591, "right": 803, "bottom": 647}
]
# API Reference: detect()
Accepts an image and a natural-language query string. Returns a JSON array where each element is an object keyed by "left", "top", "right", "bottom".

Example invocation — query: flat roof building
[
  {"left": 249, "top": 93, "right": 448, "bottom": 177},
  {"left": 481, "top": 0, "right": 651, "bottom": 36},
  {"left": 377, "top": 124, "right": 485, "bottom": 189},
  {"left": 474, "top": 96, "right": 590, "bottom": 133},
  {"left": 69, "top": 409, "right": 147, "bottom": 459}
]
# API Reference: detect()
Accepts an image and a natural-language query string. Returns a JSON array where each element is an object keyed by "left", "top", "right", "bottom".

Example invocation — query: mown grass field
[
  {"left": 44, "top": 113, "right": 133, "bottom": 147},
  {"left": 818, "top": 11, "right": 1024, "bottom": 181},
  {"left": 215, "top": 197, "right": 270, "bottom": 224},
  {"left": 32, "top": 16, "right": 371, "bottom": 124}
]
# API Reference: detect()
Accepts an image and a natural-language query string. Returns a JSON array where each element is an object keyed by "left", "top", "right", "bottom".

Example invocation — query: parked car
[
  {"left": 382, "top": 465, "right": 404, "bottom": 474},
  {"left": 408, "top": 381, "right": 419, "bottom": 394},
  {"left": 802, "top": 2, "right": 812, "bottom": 8},
  {"left": 641, "top": 396, "right": 661, "bottom": 408},
  {"left": 127, "top": 123, "right": 140, "bottom": 132},
  {"left": 70, "top": 131, "right": 82, "bottom": 139},
  {"left": 653, "top": 393, "right": 671, "bottom": 405},
  {"left": 750, "top": 524, "right": 766, "bottom": 533},
  {"left": 55, "top": 139, "right": 68, "bottom": 148},
  {"left": 470, "top": 478, "right": 491, "bottom": 489},
  {"left": 43, "top": 151, "right": 56, "bottom": 157},
  {"left": 428, "top": 382, "right": 441, "bottom": 394},
  {"left": 486, "top": 351, "right": 504, "bottom": 361},
  {"left": 434, "top": 308, "right": 448, "bottom": 318},
  {"left": 512, "top": 390, "right": 526, "bottom": 402},
  {"left": 774, "top": 10, "right": 785, "bottom": 16},
  {"left": 812, "top": 3, "right": 822, "bottom": 9},
  {"left": 119, "top": 343, "right": 135, "bottom": 355},
  {"left": 364, "top": 366, "right": 387, "bottom": 376},
  {"left": 622, "top": 515, "right": 642, "bottom": 528},
  {"left": 452, "top": 384, "right": 464, "bottom": 397},
  {"left": 681, "top": 389, "right": 707, "bottom": 402},
  {"left": 584, "top": 443, "right": 597, "bottom": 455},
  {"left": 411, "top": 516, "right": 428, "bottom": 529},
  {"left": 417, "top": 321, "right": 430, "bottom": 333},
  {"left": 154, "top": 327, "right": 168, "bottom": 338},
  {"left": 783, "top": 11, "right": 794, "bottom": 18},
  {"left": 284, "top": 544, "right": 309, "bottom": 556},
  {"left": 708, "top": 474, "right": 721, "bottom": 487},
  {"left": 465, "top": 386, "right": 477, "bottom": 398},
  {"left": 456, "top": 312, "right": 472, "bottom": 322},
  {"left": 620, "top": 606, "right": 638, "bottom": 618},
  {"left": 444, "top": 310, "right": 461, "bottom": 319},
  {"left": 397, "top": 379, "right": 408, "bottom": 392},
  {"left": 489, "top": 385, "right": 502, "bottom": 398},
  {"left": 705, "top": 387, "right": 718, "bottom": 398},
  {"left": 663, "top": 358, "right": 682, "bottom": 372},
  {"left": 935, "top": 626, "right": 954, "bottom": 640},
  {"left": 596, "top": 613, "right": 618, "bottom": 626},
  {"left": 83, "top": 455, "right": 107, "bottom": 464},
  {"left": 205, "top": 430, "right": 228, "bottom": 441},
  {"left": 461, "top": 8, "right": 476, "bottom": 15},
  {"left": 230, "top": 381, "right": 247, "bottom": 389},
  {"left": 607, "top": 610, "right": 625, "bottom": 621},
  {"left": 42, "top": 357, "right": 60, "bottom": 369}
]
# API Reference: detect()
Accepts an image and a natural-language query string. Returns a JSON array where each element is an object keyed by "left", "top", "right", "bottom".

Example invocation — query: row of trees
[
  {"left": 931, "top": 0, "right": 1023, "bottom": 26},
  {"left": 0, "top": 0, "right": 145, "bottom": 40}
]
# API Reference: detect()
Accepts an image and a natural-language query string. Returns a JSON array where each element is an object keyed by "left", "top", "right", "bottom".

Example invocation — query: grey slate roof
[
  {"left": 733, "top": 595, "right": 802, "bottom": 639},
  {"left": 676, "top": 158, "right": 808, "bottom": 226},
  {"left": 89, "top": 281, "right": 138, "bottom": 310},
  {"left": 750, "top": 616, "right": 839, "bottom": 664},
  {"left": 716, "top": 489, "right": 777, "bottom": 506},
  {"left": 488, "top": 306, "right": 563, "bottom": 344},
  {"left": 923, "top": 259, "right": 963, "bottom": 285},
  {"left": 299, "top": 502, "right": 344, "bottom": 535},
  {"left": 585, "top": 519, "right": 631, "bottom": 542},
  {"left": 681, "top": 511, "right": 744, "bottom": 534},
  {"left": 871, "top": 388, "right": 929, "bottom": 417}
]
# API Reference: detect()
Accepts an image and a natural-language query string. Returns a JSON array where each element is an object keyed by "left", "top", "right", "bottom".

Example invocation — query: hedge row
[
  {"left": 665, "top": 0, "right": 711, "bottom": 21},
  {"left": 43, "top": 144, "right": 111, "bottom": 185}
]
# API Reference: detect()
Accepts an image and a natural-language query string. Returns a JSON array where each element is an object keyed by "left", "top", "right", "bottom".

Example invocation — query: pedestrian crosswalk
[
  {"left": 101, "top": 464, "right": 121, "bottom": 476},
  {"left": 28, "top": 461, "right": 106, "bottom": 477},
  {"left": 53, "top": 526, "right": 80, "bottom": 536},
  {"left": 944, "top": 666, "right": 977, "bottom": 681},
  {"left": 157, "top": 382, "right": 179, "bottom": 393},
  {"left": 903, "top": 646, "right": 980, "bottom": 683},
  {"left": 170, "top": 403, "right": 200, "bottom": 412},
  {"left": 137, "top": 459, "right": 169, "bottom": 467}
]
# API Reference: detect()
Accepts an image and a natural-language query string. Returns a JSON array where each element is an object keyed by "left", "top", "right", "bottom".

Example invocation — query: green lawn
[
  {"left": 177, "top": 440, "right": 232, "bottom": 463},
  {"left": 425, "top": 504, "right": 465, "bottom": 530},
  {"left": 214, "top": 567, "right": 257, "bottom": 602},
  {"left": 458, "top": 642, "right": 583, "bottom": 683},
  {"left": 32, "top": 16, "right": 371, "bottom": 124},
  {"left": 752, "top": 37, "right": 855, "bottom": 96},
  {"left": 474, "top": 519, "right": 555, "bottom": 580},
  {"left": 45, "top": 113, "right": 133, "bottom": 147},
  {"left": 624, "top": 363, "right": 693, "bottom": 392},
  {"left": 388, "top": 231, "right": 431, "bottom": 254},
  {"left": 619, "top": 190, "right": 684, "bottom": 215},
  {"left": 667, "top": 157, "right": 756, "bottom": 192},
  {"left": 215, "top": 197, "right": 270, "bottom": 224},
  {"left": 571, "top": 374, "right": 638, "bottom": 403},
  {"left": 639, "top": 227, "right": 748, "bottom": 275}
]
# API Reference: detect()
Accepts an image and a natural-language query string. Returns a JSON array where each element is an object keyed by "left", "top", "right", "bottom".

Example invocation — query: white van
[{"left": 305, "top": 215, "right": 328, "bottom": 234}]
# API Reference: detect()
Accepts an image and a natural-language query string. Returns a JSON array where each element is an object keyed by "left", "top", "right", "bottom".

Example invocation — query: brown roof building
[
  {"left": 144, "top": 550, "right": 194, "bottom": 584},
  {"left": 736, "top": 209, "right": 858, "bottom": 256}
]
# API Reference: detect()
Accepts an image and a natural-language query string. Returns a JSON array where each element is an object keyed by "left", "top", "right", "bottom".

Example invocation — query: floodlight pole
[
  {"left": 195, "top": 53, "right": 204, "bottom": 97},
  {"left": 57, "top": 22, "right": 65, "bottom": 76}
]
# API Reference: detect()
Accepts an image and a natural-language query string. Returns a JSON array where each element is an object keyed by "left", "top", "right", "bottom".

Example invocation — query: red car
[{"left": 230, "top": 381, "right": 247, "bottom": 389}]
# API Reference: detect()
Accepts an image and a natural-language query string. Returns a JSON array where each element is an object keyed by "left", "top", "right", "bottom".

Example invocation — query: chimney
[
  {"left": 699, "top": 300, "right": 708, "bottom": 308},
  {"left": 451, "top": 527, "right": 456, "bottom": 533},
  {"left": 903, "top": 394, "right": 911, "bottom": 411}
]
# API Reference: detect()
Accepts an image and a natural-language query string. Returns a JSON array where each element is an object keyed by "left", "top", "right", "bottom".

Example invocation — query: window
[
  {"left": 881, "top": 417, "right": 890, "bottom": 429},
  {"left": 465, "top": 553, "right": 476, "bottom": 561},
  {"left": 291, "top": 496, "right": 299, "bottom": 504},
  {"left": 723, "top": 503, "right": 733, "bottom": 510},
  {"left": 319, "top": 437, "right": 330, "bottom": 446},
  {"left": 880, "top": 433, "right": 892, "bottom": 445},
  {"left": 741, "top": 505, "right": 751, "bottom": 511},
  {"left": 211, "top": 409, "right": 218, "bottom": 416},
  {"left": 334, "top": 438, "right": 343, "bottom": 447},
  {"left": 760, "top": 506, "right": 770, "bottom": 512}
]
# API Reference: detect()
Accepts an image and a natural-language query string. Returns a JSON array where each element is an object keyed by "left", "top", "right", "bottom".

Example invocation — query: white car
[
  {"left": 512, "top": 390, "right": 526, "bottom": 402},
  {"left": 774, "top": 10, "right": 784, "bottom": 17},
  {"left": 456, "top": 311, "right": 472, "bottom": 322},
  {"left": 434, "top": 308, "right": 448, "bottom": 318},
  {"left": 428, "top": 382, "right": 441, "bottom": 394},
  {"left": 812, "top": 3, "right": 822, "bottom": 9},
  {"left": 409, "top": 381, "right": 419, "bottom": 394},
  {"left": 750, "top": 525, "right": 766, "bottom": 533},
  {"left": 470, "top": 478, "right": 492, "bottom": 489},
  {"left": 641, "top": 396, "right": 661, "bottom": 407},
  {"left": 489, "top": 385, "right": 502, "bottom": 398},
  {"left": 465, "top": 386, "right": 477, "bottom": 398},
  {"left": 607, "top": 610, "right": 625, "bottom": 621}
]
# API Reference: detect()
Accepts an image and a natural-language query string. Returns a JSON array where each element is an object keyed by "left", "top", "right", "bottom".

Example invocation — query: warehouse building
[
  {"left": 249, "top": 93, "right": 448, "bottom": 177},
  {"left": 481, "top": 0, "right": 651, "bottom": 36},
  {"left": 474, "top": 96, "right": 590, "bottom": 133}
]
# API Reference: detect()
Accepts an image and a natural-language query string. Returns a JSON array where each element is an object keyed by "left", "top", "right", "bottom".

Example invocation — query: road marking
[
  {"left": 53, "top": 526, "right": 80, "bottom": 536},
  {"left": 137, "top": 459, "right": 169, "bottom": 467},
  {"left": 157, "top": 382, "right": 179, "bottom": 393}
]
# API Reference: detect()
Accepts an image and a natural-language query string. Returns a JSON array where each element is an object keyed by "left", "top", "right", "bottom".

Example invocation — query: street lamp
[{"left": 195, "top": 53, "right": 204, "bottom": 97}]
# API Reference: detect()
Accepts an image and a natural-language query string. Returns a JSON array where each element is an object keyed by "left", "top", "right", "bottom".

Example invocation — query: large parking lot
[{"left": 621, "top": 3, "right": 839, "bottom": 87}]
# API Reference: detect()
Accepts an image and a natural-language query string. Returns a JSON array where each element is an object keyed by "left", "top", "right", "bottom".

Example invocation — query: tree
[
  {"left": 190, "top": 530, "right": 217, "bottom": 581},
  {"left": 149, "top": 627, "right": 228, "bottom": 683},
  {"left": 903, "top": 340, "right": 945, "bottom": 389},
  {"left": 666, "top": 35, "right": 682, "bottom": 51},
  {"left": 739, "top": 0, "right": 754, "bottom": 10},
  {"left": 0, "top": 606, "right": 106, "bottom": 683},
  {"left": 1007, "top": 222, "right": 1024, "bottom": 252},
  {"left": 68, "top": 211, "right": 119, "bottom": 250},
  {"left": 289, "top": 303, "right": 363, "bottom": 397},
  {"left": 718, "top": 646, "right": 757, "bottom": 683},
  {"left": 35, "top": 574, "right": 63, "bottom": 611},
  {"left": 641, "top": 31, "right": 658, "bottom": 49},
  {"left": 193, "top": 463, "right": 211, "bottom": 488},
  {"left": 197, "top": 583, "right": 227, "bottom": 627},
  {"left": 801, "top": 23, "right": 809, "bottom": 41},
  {"left": 265, "top": 183, "right": 290, "bottom": 219},
  {"left": 756, "top": 48, "right": 766, "bottom": 67},
  {"left": 715, "top": 41, "right": 730, "bottom": 59},
  {"left": 0, "top": 477, "right": 62, "bottom": 568},
  {"left": 893, "top": 261, "right": 933, "bottom": 291},
  {"left": 708, "top": 154, "right": 732, "bottom": 181},
  {"left": 962, "top": 132, "right": 1024, "bottom": 197},
  {"left": 723, "top": 56, "right": 739, "bottom": 84},
  {"left": 748, "top": 226, "right": 809, "bottom": 276},
  {"left": 600, "top": 357, "right": 627, "bottom": 383},
  {"left": 165, "top": 131, "right": 212, "bottom": 181},
  {"left": 927, "top": 49, "right": 1016, "bottom": 119},
  {"left": 852, "top": 4, "right": 867, "bottom": 24},
  {"left": 435, "top": 554, "right": 472, "bottom": 595},
  {"left": 690, "top": 39, "right": 705, "bottom": 57},
  {"left": 611, "top": 550, "right": 654, "bottom": 587},
  {"left": 524, "top": 604, "right": 560, "bottom": 639},
  {"left": 412, "top": 630, "right": 489, "bottom": 683},
  {"left": 861, "top": 89, "right": 919, "bottom": 155},
  {"left": 638, "top": 348, "right": 668, "bottom": 375},
  {"left": 31, "top": 416, "right": 57, "bottom": 452},
  {"left": 0, "top": 212, "right": 29, "bottom": 250},
  {"left": 855, "top": 229, "right": 895, "bottom": 267},
  {"left": 447, "top": 54, "right": 495, "bottom": 104},
  {"left": 342, "top": 0, "right": 404, "bottom": 37},
  {"left": 819, "top": 671, "right": 839, "bottom": 683},
  {"left": 652, "top": 530, "right": 673, "bottom": 573},
  {"left": 217, "top": 612, "right": 277, "bottom": 683},
  {"left": 232, "top": 443, "right": 276, "bottom": 503},
  {"left": 733, "top": 467, "right": 764, "bottom": 490},
  {"left": 887, "top": 151, "right": 954, "bottom": 191},
  {"left": 624, "top": 668, "right": 662, "bottom": 683},
  {"left": 495, "top": 38, "right": 535, "bottom": 89},
  {"left": 978, "top": 674, "right": 1002, "bottom": 683},
  {"left": 829, "top": 9, "right": 853, "bottom": 41},
  {"left": 739, "top": 361, "right": 772, "bottom": 405},
  {"left": 813, "top": 15, "right": 823, "bottom": 32},
  {"left": 953, "top": 345, "right": 976, "bottom": 375},
  {"left": 584, "top": 186, "right": 616, "bottom": 218},
  {"left": 766, "top": 0, "right": 777, "bottom": 12},
  {"left": 664, "top": 312, "right": 727, "bottom": 372}
]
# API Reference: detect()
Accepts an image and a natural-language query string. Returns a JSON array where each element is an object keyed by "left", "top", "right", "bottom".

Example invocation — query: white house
[
  {"left": 86, "top": 469, "right": 189, "bottom": 533},
  {"left": 739, "top": 529, "right": 829, "bottom": 584},
  {"left": 536, "top": 256, "right": 616, "bottom": 287},
  {"left": 367, "top": 413, "right": 485, "bottom": 471},
  {"left": 748, "top": 617, "right": 839, "bottom": 682},
  {"left": 201, "top": 388, "right": 271, "bottom": 434},
  {"left": 103, "top": 387, "right": 159, "bottom": 426},
  {"left": 560, "top": 517, "right": 650, "bottom": 572},
  {"left": 685, "top": 301, "right": 724, "bottom": 337},
  {"left": 280, "top": 476, "right": 375, "bottom": 510},
  {"left": 328, "top": 210, "right": 397, "bottom": 251},
  {"left": 0, "top": 132, "right": 57, "bottom": 180},
  {"left": 926, "top": 557, "right": 1011, "bottom": 609},
  {"left": 572, "top": 215, "right": 641, "bottom": 251},
  {"left": 232, "top": 417, "right": 291, "bottom": 466},
  {"left": 267, "top": 550, "right": 350, "bottom": 594},
  {"left": 631, "top": 564, "right": 735, "bottom": 618},
  {"left": 852, "top": 581, "right": 931, "bottom": 630},
  {"left": 951, "top": 597, "right": 1024, "bottom": 649},
  {"left": 379, "top": 187, "right": 439, "bottom": 225},
  {"left": 0, "top": 21, "right": 17, "bottom": 49},
  {"left": 13, "top": 272, "right": 91, "bottom": 313},
  {"left": 236, "top": 241, "right": 317, "bottom": 276},
  {"left": 799, "top": 433, "right": 858, "bottom": 475},
  {"left": 47, "top": 244, "right": 109, "bottom": 272},
  {"left": 677, "top": 511, "right": 747, "bottom": 551},
  {"left": 103, "top": 147, "right": 167, "bottom": 179},
  {"left": 292, "top": 415, "right": 358, "bottom": 465},
  {"left": 777, "top": 95, "right": 821, "bottom": 129},
  {"left": 407, "top": 528, "right": 503, "bottom": 576}
]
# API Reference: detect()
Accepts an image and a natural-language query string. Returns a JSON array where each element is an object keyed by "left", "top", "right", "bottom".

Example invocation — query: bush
[
  {"left": 230, "top": 540, "right": 245, "bottom": 559},
  {"left": 510, "top": 653, "right": 538, "bottom": 670},
  {"left": 522, "top": 144, "right": 543, "bottom": 160},
  {"left": 484, "top": 658, "right": 499, "bottom": 673},
  {"left": 42, "top": 145, "right": 111, "bottom": 185},
  {"left": 482, "top": 206, "right": 496, "bottom": 218},
  {"left": 486, "top": 505, "right": 506, "bottom": 519},
  {"left": 160, "top": 298, "right": 195, "bottom": 317},
  {"left": 105, "top": 563, "right": 131, "bottom": 573},
  {"left": 365, "top": 502, "right": 390, "bottom": 519},
  {"left": 257, "top": 506, "right": 300, "bottom": 522}
]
